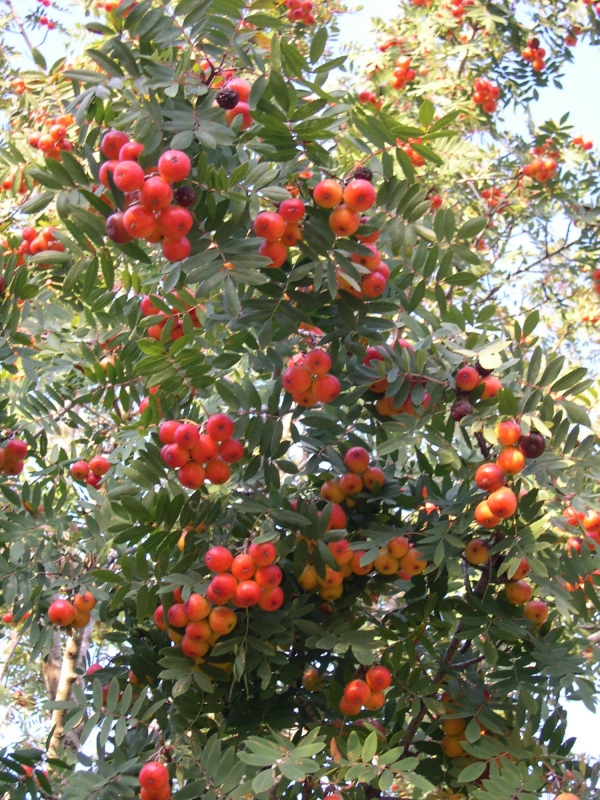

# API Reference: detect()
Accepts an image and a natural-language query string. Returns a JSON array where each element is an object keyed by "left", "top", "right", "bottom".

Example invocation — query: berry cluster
[
  {"left": 216, "top": 77, "right": 253, "bottom": 130},
  {"left": 284, "top": 0, "right": 315, "bottom": 25},
  {"left": 358, "top": 90, "right": 381, "bottom": 110},
  {"left": 480, "top": 187, "right": 506, "bottom": 209},
  {"left": 363, "top": 342, "right": 432, "bottom": 417},
  {"left": 282, "top": 348, "right": 341, "bottom": 407},
  {"left": 321, "top": 446, "right": 386, "bottom": 509},
  {"left": 445, "top": 0, "right": 474, "bottom": 22},
  {"left": 298, "top": 532, "right": 427, "bottom": 601},
  {"left": 398, "top": 137, "right": 426, "bottom": 167},
  {"left": 37, "top": 14, "right": 55, "bottom": 29},
  {"left": 521, "top": 37, "right": 546, "bottom": 71},
  {"left": 1, "top": 171, "right": 27, "bottom": 194},
  {"left": 474, "top": 420, "right": 546, "bottom": 529},
  {"left": 451, "top": 363, "right": 502, "bottom": 422},
  {"left": 338, "top": 666, "right": 392, "bottom": 715},
  {"left": 378, "top": 37, "right": 403, "bottom": 52},
  {"left": 390, "top": 56, "right": 416, "bottom": 90},
  {"left": 522, "top": 155, "right": 557, "bottom": 183},
  {"left": 313, "top": 177, "right": 376, "bottom": 237},
  {"left": 472, "top": 78, "right": 500, "bottom": 114},
  {"left": 98, "top": 0, "right": 135, "bottom": 14},
  {"left": 140, "top": 293, "right": 202, "bottom": 342},
  {"left": 573, "top": 134, "right": 593, "bottom": 151},
  {"left": 252, "top": 199, "right": 305, "bottom": 269},
  {"left": 138, "top": 761, "right": 171, "bottom": 800},
  {"left": 69, "top": 455, "right": 111, "bottom": 488},
  {"left": 28, "top": 114, "right": 74, "bottom": 159},
  {"left": 158, "top": 415, "right": 243, "bottom": 489},
  {"left": 0, "top": 437, "right": 29, "bottom": 477},
  {"left": 1, "top": 610, "right": 31, "bottom": 625},
  {"left": 100, "top": 133, "right": 193, "bottom": 263},
  {"left": 18, "top": 226, "right": 65, "bottom": 262},
  {"left": 48, "top": 592, "right": 97, "bottom": 630}
]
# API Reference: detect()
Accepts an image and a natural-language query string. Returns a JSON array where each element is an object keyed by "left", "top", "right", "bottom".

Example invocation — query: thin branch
[{"left": 7, "top": 0, "right": 34, "bottom": 54}]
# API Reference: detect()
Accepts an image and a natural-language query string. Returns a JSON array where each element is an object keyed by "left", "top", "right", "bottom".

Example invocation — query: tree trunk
[
  {"left": 42, "top": 629, "right": 63, "bottom": 702},
  {"left": 48, "top": 621, "right": 94, "bottom": 758}
]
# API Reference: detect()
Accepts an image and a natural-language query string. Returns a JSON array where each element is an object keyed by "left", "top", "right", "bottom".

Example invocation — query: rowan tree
[{"left": 0, "top": 1, "right": 599, "bottom": 800}]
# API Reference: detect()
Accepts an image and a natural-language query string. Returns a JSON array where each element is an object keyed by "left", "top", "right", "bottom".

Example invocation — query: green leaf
[
  {"left": 419, "top": 99, "right": 435, "bottom": 128},
  {"left": 456, "top": 216, "right": 487, "bottom": 239},
  {"left": 361, "top": 731, "right": 378, "bottom": 763},
  {"left": 310, "top": 27, "right": 328, "bottom": 63},
  {"left": 457, "top": 761, "right": 487, "bottom": 783}
]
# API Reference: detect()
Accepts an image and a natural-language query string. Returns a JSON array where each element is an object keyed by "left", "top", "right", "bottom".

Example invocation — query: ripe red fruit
[
  {"left": 313, "top": 374, "right": 341, "bottom": 403},
  {"left": 74, "top": 593, "right": 95, "bottom": 615},
  {"left": 279, "top": 198, "right": 305, "bottom": 223},
  {"left": 232, "top": 554, "right": 256, "bottom": 580},
  {"left": 207, "top": 573, "right": 238, "bottom": 604},
  {"left": 474, "top": 463, "right": 505, "bottom": 492},
  {"left": 158, "top": 150, "right": 191, "bottom": 182},
  {"left": 99, "top": 159, "right": 118, "bottom": 188},
  {"left": 167, "top": 603, "right": 189, "bottom": 627},
  {"left": 159, "top": 420, "right": 179, "bottom": 444},
  {"left": 504, "top": 579, "right": 532, "bottom": 605},
  {"left": 329, "top": 205, "right": 361, "bottom": 237},
  {"left": 328, "top": 503, "right": 347, "bottom": 530},
  {"left": 253, "top": 212, "right": 286, "bottom": 241},
  {"left": 154, "top": 605, "right": 168, "bottom": 630},
  {"left": 456, "top": 366, "right": 480, "bottom": 392},
  {"left": 224, "top": 102, "right": 253, "bottom": 130},
  {"left": 258, "top": 240, "right": 287, "bottom": 269},
  {"left": 157, "top": 206, "right": 193, "bottom": 238},
  {"left": 113, "top": 160, "right": 145, "bottom": 192},
  {"left": 48, "top": 599, "right": 75, "bottom": 627},
  {"left": 89, "top": 455, "right": 110, "bottom": 476},
  {"left": 162, "top": 237, "right": 191, "bottom": 262},
  {"left": 366, "top": 665, "right": 392, "bottom": 691},
  {"left": 123, "top": 205, "right": 157, "bottom": 239},
  {"left": 344, "top": 446, "right": 370, "bottom": 474},
  {"left": 343, "top": 179, "right": 377, "bottom": 212},
  {"left": 259, "top": 586, "right": 284, "bottom": 611},
  {"left": 205, "top": 457, "right": 231, "bottom": 484},
  {"left": 184, "top": 594, "right": 210, "bottom": 621},
  {"left": 205, "top": 546, "right": 233, "bottom": 573},
  {"left": 218, "top": 438, "right": 244, "bottom": 463},
  {"left": 283, "top": 365, "right": 313, "bottom": 394},
  {"left": 496, "top": 419, "right": 521, "bottom": 446},
  {"left": 474, "top": 500, "right": 501, "bottom": 528},
  {"left": 361, "top": 271, "right": 387, "bottom": 298},
  {"left": 138, "top": 762, "right": 169, "bottom": 790},
  {"left": 339, "top": 472, "right": 363, "bottom": 495},
  {"left": 162, "top": 444, "right": 190, "bottom": 468},
  {"left": 344, "top": 678, "right": 371, "bottom": 705},
  {"left": 255, "top": 565, "right": 283, "bottom": 587},
  {"left": 362, "top": 466, "right": 386, "bottom": 491},
  {"left": 105, "top": 212, "right": 133, "bottom": 244},
  {"left": 523, "top": 599, "right": 548, "bottom": 625},
  {"left": 233, "top": 580, "right": 262, "bottom": 607},
  {"left": 119, "top": 141, "right": 144, "bottom": 161},
  {"left": 226, "top": 77, "right": 251, "bottom": 101},
  {"left": 140, "top": 177, "right": 174, "bottom": 210},
  {"left": 206, "top": 414, "right": 235, "bottom": 441},
  {"left": 464, "top": 538, "right": 489, "bottom": 565},
  {"left": 518, "top": 432, "right": 546, "bottom": 459},
  {"left": 1, "top": 612, "right": 13, "bottom": 624},
  {"left": 178, "top": 461, "right": 205, "bottom": 489},
  {"left": 190, "top": 434, "right": 219, "bottom": 463},
  {"left": 313, "top": 179, "right": 343, "bottom": 208},
  {"left": 249, "top": 541, "right": 277, "bottom": 566},
  {"left": 487, "top": 487, "right": 518, "bottom": 519},
  {"left": 304, "top": 349, "right": 332, "bottom": 375},
  {"left": 174, "top": 423, "right": 200, "bottom": 449},
  {"left": 101, "top": 129, "right": 129, "bottom": 159},
  {"left": 181, "top": 634, "right": 209, "bottom": 659},
  {"left": 5, "top": 438, "right": 27, "bottom": 461},
  {"left": 479, "top": 375, "right": 502, "bottom": 399},
  {"left": 70, "top": 460, "right": 90, "bottom": 481}
]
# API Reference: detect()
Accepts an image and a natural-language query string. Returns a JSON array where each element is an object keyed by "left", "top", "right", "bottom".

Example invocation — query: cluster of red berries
[
  {"left": 138, "top": 761, "right": 171, "bottom": 800},
  {"left": 473, "top": 419, "right": 545, "bottom": 529},
  {"left": 48, "top": 591, "right": 97, "bottom": 630},
  {"left": 445, "top": 0, "right": 474, "bottom": 22},
  {"left": 69, "top": 454, "right": 111, "bottom": 488},
  {"left": 409, "top": 0, "right": 433, "bottom": 6},
  {"left": 217, "top": 77, "right": 254, "bottom": 130},
  {"left": 284, "top": 0, "right": 315, "bottom": 24},
  {"left": 140, "top": 293, "right": 202, "bottom": 342},
  {"left": 450, "top": 363, "right": 502, "bottom": 422},
  {"left": 1, "top": 610, "right": 31, "bottom": 625},
  {"left": 357, "top": 90, "right": 381, "bottom": 110},
  {"left": 252, "top": 199, "right": 305, "bottom": 269},
  {"left": 342, "top": 241, "right": 390, "bottom": 300},
  {"left": 10, "top": 79, "right": 26, "bottom": 95},
  {"left": 390, "top": 56, "right": 416, "bottom": 91},
  {"left": 339, "top": 666, "right": 392, "bottom": 715},
  {"left": 100, "top": 132, "right": 194, "bottom": 263},
  {"left": 97, "top": 0, "right": 135, "bottom": 13},
  {"left": 523, "top": 156, "right": 557, "bottom": 183},
  {"left": 1, "top": 171, "right": 27, "bottom": 194},
  {"left": 18, "top": 226, "right": 65, "bottom": 263},
  {"left": 313, "top": 177, "right": 376, "bottom": 237},
  {"left": 480, "top": 187, "right": 506, "bottom": 208},
  {"left": 321, "top": 446, "right": 386, "bottom": 509},
  {"left": 158, "top": 415, "right": 243, "bottom": 489},
  {"left": 590, "top": 268, "right": 600, "bottom": 297},
  {"left": 28, "top": 113, "right": 74, "bottom": 159},
  {"left": 0, "top": 437, "right": 29, "bottom": 477},
  {"left": 521, "top": 37, "right": 546, "bottom": 72},
  {"left": 472, "top": 78, "right": 500, "bottom": 114},
  {"left": 204, "top": 543, "right": 283, "bottom": 610},
  {"left": 398, "top": 137, "right": 426, "bottom": 167},
  {"left": 378, "top": 37, "right": 403, "bottom": 52},
  {"left": 154, "top": 588, "right": 238, "bottom": 661},
  {"left": 573, "top": 135, "right": 593, "bottom": 151},
  {"left": 283, "top": 348, "right": 341, "bottom": 407},
  {"left": 37, "top": 14, "right": 55, "bottom": 28}
]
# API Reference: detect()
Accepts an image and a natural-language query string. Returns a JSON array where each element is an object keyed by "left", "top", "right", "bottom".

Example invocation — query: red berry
[
  {"left": 158, "top": 150, "right": 191, "bottom": 183},
  {"left": 206, "top": 414, "right": 235, "bottom": 441}
]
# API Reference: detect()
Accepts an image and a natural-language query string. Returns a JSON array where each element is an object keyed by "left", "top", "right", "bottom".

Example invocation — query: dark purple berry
[
  {"left": 451, "top": 399, "right": 472, "bottom": 421},
  {"left": 0, "top": 275, "right": 6, "bottom": 294},
  {"left": 216, "top": 89, "right": 239, "bottom": 110},
  {"left": 518, "top": 432, "right": 545, "bottom": 459},
  {"left": 353, "top": 166, "right": 373, "bottom": 182},
  {"left": 475, "top": 359, "right": 493, "bottom": 377},
  {"left": 174, "top": 186, "right": 196, "bottom": 208}
]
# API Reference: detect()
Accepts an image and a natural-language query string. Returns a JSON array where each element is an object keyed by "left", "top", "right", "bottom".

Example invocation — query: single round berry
[
  {"left": 216, "top": 88, "right": 240, "bottom": 109},
  {"left": 174, "top": 186, "right": 196, "bottom": 207},
  {"left": 451, "top": 399, "right": 473, "bottom": 421},
  {"left": 353, "top": 166, "right": 373, "bottom": 182}
]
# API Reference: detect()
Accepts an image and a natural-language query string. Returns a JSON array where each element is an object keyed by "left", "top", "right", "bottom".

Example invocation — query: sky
[{"left": 4, "top": 0, "right": 600, "bottom": 765}]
